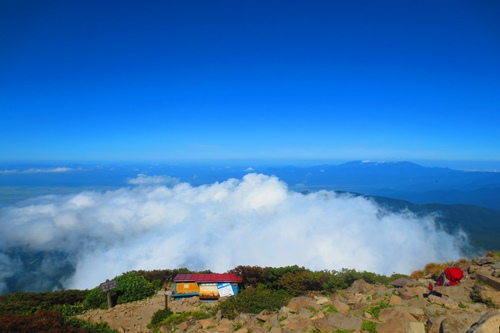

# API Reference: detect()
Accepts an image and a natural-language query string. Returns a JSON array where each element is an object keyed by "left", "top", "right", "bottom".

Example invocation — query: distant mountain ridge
[
  {"left": 364, "top": 194, "right": 500, "bottom": 252},
  {"left": 2, "top": 160, "right": 499, "bottom": 210},
  {"left": 262, "top": 161, "right": 500, "bottom": 211}
]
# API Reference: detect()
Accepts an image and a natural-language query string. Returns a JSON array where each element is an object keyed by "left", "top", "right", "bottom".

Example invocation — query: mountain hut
[{"left": 172, "top": 273, "right": 243, "bottom": 300}]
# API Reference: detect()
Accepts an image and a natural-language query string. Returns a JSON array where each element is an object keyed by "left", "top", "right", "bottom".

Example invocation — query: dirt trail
[
  {"left": 78, "top": 293, "right": 215, "bottom": 333},
  {"left": 78, "top": 294, "right": 167, "bottom": 333}
]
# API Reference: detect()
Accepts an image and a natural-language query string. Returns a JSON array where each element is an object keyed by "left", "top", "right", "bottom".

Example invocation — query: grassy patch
[
  {"left": 365, "top": 301, "right": 390, "bottom": 319},
  {"left": 361, "top": 320, "right": 377, "bottom": 333},
  {"left": 321, "top": 304, "right": 338, "bottom": 314}
]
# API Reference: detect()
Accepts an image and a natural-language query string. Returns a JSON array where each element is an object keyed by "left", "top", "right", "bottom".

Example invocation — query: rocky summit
[{"left": 80, "top": 257, "right": 500, "bottom": 333}]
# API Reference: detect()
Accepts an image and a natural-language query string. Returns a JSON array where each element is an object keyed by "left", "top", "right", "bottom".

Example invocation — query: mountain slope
[
  {"left": 264, "top": 161, "right": 500, "bottom": 210},
  {"left": 366, "top": 195, "right": 500, "bottom": 252}
]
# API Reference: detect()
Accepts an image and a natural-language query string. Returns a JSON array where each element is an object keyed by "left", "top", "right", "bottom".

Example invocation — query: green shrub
[
  {"left": 115, "top": 271, "right": 155, "bottom": 303},
  {"left": 0, "top": 310, "right": 116, "bottom": 333},
  {"left": 365, "top": 301, "right": 390, "bottom": 319},
  {"left": 277, "top": 270, "right": 322, "bottom": 296},
  {"left": 135, "top": 268, "right": 213, "bottom": 286},
  {"left": 214, "top": 289, "right": 291, "bottom": 320},
  {"left": 265, "top": 265, "right": 307, "bottom": 290},
  {"left": 0, "top": 290, "right": 89, "bottom": 315},
  {"left": 150, "top": 279, "right": 163, "bottom": 291},
  {"left": 83, "top": 271, "right": 155, "bottom": 309},
  {"left": 148, "top": 308, "right": 173, "bottom": 328},
  {"left": 228, "top": 265, "right": 268, "bottom": 289},
  {"left": 361, "top": 320, "right": 378, "bottom": 333},
  {"left": 321, "top": 304, "right": 338, "bottom": 314},
  {"left": 226, "top": 265, "right": 399, "bottom": 295},
  {"left": 148, "top": 310, "right": 211, "bottom": 331}
]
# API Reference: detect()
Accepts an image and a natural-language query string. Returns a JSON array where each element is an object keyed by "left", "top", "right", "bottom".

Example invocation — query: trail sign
[
  {"left": 100, "top": 279, "right": 118, "bottom": 308},
  {"left": 99, "top": 279, "right": 118, "bottom": 293}
]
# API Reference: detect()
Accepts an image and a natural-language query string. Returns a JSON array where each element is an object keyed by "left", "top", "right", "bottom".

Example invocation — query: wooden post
[
  {"left": 107, "top": 290, "right": 112, "bottom": 309},
  {"left": 99, "top": 279, "right": 117, "bottom": 309},
  {"left": 165, "top": 288, "right": 169, "bottom": 310}
]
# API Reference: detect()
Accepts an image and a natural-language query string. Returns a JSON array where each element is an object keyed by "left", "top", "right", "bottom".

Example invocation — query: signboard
[
  {"left": 217, "top": 283, "right": 234, "bottom": 297},
  {"left": 99, "top": 279, "right": 118, "bottom": 293},
  {"left": 199, "top": 283, "right": 219, "bottom": 298}
]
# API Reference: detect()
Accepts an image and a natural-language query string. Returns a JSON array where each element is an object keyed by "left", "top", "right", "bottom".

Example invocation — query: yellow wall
[
  {"left": 175, "top": 282, "right": 199, "bottom": 294},
  {"left": 199, "top": 283, "right": 219, "bottom": 298}
]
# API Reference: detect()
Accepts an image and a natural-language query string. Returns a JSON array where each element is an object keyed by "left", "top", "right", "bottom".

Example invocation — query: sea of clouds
[{"left": 0, "top": 173, "right": 468, "bottom": 293}]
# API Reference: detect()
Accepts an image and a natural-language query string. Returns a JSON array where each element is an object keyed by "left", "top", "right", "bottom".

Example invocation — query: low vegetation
[
  {"left": 2, "top": 253, "right": 497, "bottom": 333},
  {"left": 0, "top": 289, "right": 89, "bottom": 315},
  {"left": 0, "top": 310, "right": 116, "bottom": 333},
  {"left": 410, "top": 258, "right": 471, "bottom": 280},
  {"left": 229, "top": 265, "right": 406, "bottom": 295},
  {"left": 214, "top": 289, "right": 292, "bottom": 320},
  {"left": 82, "top": 271, "right": 155, "bottom": 310}
]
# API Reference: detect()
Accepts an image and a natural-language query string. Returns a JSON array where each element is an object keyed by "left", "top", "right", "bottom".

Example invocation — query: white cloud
[
  {"left": 0, "top": 167, "right": 73, "bottom": 174},
  {"left": 127, "top": 174, "right": 180, "bottom": 186},
  {"left": 0, "top": 253, "right": 21, "bottom": 294},
  {"left": 0, "top": 173, "right": 468, "bottom": 291}
]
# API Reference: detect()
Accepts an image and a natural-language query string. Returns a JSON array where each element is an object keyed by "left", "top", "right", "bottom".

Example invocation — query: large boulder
[
  {"left": 466, "top": 310, "right": 500, "bottom": 333},
  {"left": 440, "top": 313, "right": 482, "bottom": 333},
  {"left": 349, "top": 279, "right": 374, "bottom": 293},
  {"left": 433, "top": 285, "right": 472, "bottom": 303},
  {"left": 476, "top": 268, "right": 500, "bottom": 291},
  {"left": 286, "top": 296, "right": 319, "bottom": 311},
  {"left": 313, "top": 313, "right": 362, "bottom": 332},
  {"left": 332, "top": 298, "right": 350, "bottom": 313},
  {"left": 390, "top": 278, "right": 409, "bottom": 288},
  {"left": 378, "top": 307, "right": 418, "bottom": 323},
  {"left": 280, "top": 313, "right": 311, "bottom": 331},
  {"left": 377, "top": 319, "right": 425, "bottom": 333}
]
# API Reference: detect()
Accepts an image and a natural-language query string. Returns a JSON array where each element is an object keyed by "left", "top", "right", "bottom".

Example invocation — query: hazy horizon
[{"left": 2, "top": 158, "right": 500, "bottom": 170}]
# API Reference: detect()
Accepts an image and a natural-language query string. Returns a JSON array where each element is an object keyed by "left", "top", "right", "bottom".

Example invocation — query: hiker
[{"left": 428, "top": 267, "right": 464, "bottom": 294}]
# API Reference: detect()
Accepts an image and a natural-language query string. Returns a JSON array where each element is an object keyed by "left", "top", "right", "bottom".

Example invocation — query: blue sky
[{"left": 1, "top": 0, "right": 499, "bottom": 164}]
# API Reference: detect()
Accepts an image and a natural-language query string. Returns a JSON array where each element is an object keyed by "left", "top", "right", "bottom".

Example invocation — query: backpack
[{"left": 428, "top": 267, "right": 463, "bottom": 291}]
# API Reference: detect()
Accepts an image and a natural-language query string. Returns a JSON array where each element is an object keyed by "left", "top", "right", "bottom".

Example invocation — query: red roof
[{"left": 174, "top": 273, "right": 242, "bottom": 283}]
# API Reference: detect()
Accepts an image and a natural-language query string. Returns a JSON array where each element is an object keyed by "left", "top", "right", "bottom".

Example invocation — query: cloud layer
[
  {"left": 0, "top": 173, "right": 467, "bottom": 292},
  {"left": 0, "top": 167, "right": 73, "bottom": 174}
]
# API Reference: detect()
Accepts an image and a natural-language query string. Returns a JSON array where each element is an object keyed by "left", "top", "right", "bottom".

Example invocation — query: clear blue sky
[{"left": 1, "top": 0, "right": 499, "bottom": 163}]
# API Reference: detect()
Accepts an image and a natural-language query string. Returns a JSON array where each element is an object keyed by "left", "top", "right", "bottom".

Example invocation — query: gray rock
[
  {"left": 377, "top": 318, "right": 406, "bottom": 333},
  {"left": 472, "top": 257, "right": 494, "bottom": 266},
  {"left": 390, "top": 278, "right": 409, "bottom": 288},
  {"left": 403, "top": 297, "right": 429, "bottom": 308},
  {"left": 349, "top": 279, "right": 374, "bottom": 293},
  {"left": 397, "top": 306, "right": 425, "bottom": 321},
  {"left": 281, "top": 315, "right": 311, "bottom": 331},
  {"left": 439, "top": 317, "right": 470, "bottom": 333},
  {"left": 314, "top": 296, "right": 330, "bottom": 305},
  {"left": 432, "top": 285, "right": 472, "bottom": 303},
  {"left": 298, "top": 307, "right": 312, "bottom": 318},
  {"left": 477, "top": 268, "right": 500, "bottom": 291},
  {"left": 378, "top": 307, "right": 417, "bottom": 323},
  {"left": 480, "top": 290, "right": 500, "bottom": 307},
  {"left": 287, "top": 296, "right": 319, "bottom": 311},
  {"left": 466, "top": 310, "right": 500, "bottom": 333},
  {"left": 423, "top": 304, "right": 448, "bottom": 318},
  {"left": 332, "top": 299, "right": 350, "bottom": 313},
  {"left": 406, "top": 321, "right": 426, "bottom": 333},
  {"left": 269, "top": 314, "right": 280, "bottom": 328},
  {"left": 313, "top": 313, "right": 362, "bottom": 332}
]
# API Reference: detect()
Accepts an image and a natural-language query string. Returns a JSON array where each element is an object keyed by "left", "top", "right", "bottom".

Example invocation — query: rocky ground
[{"left": 78, "top": 257, "right": 500, "bottom": 333}]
